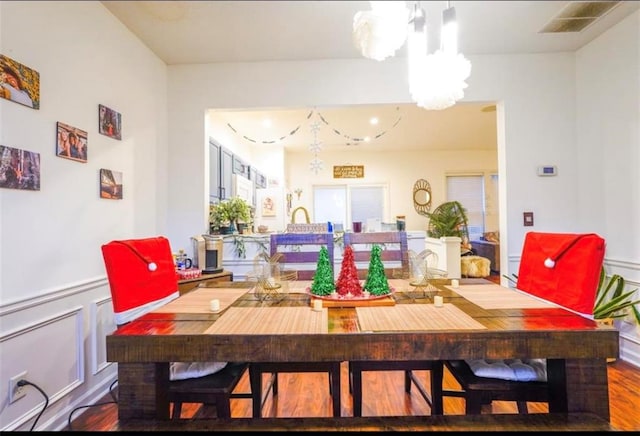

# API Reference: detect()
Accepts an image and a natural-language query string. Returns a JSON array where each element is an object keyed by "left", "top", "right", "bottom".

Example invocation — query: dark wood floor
[{"left": 66, "top": 359, "right": 640, "bottom": 431}]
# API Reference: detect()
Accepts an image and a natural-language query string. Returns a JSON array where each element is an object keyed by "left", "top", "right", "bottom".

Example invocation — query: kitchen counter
[{"left": 221, "top": 231, "right": 429, "bottom": 280}]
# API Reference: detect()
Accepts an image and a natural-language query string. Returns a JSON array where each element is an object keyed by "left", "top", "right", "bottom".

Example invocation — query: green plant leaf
[
  {"left": 593, "top": 266, "right": 639, "bottom": 326},
  {"left": 631, "top": 304, "right": 640, "bottom": 325},
  {"left": 593, "top": 290, "right": 640, "bottom": 319}
]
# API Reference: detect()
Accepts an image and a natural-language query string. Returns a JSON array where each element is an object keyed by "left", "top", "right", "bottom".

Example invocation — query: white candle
[
  {"left": 210, "top": 299, "right": 220, "bottom": 312},
  {"left": 313, "top": 299, "right": 323, "bottom": 312},
  {"left": 434, "top": 295, "right": 444, "bottom": 307},
  {"left": 451, "top": 279, "right": 459, "bottom": 288}
]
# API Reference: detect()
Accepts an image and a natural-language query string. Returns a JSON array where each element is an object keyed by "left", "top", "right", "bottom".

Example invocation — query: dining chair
[
  {"left": 248, "top": 232, "right": 342, "bottom": 418},
  {"left": 442, "top": 359, "right": 550, "bottom": 414},
  {"left": 101, "top": 236, "right": 252, "bottom": 419},
  {"left": 342, "top": 231, "right": 444, "bottom": 417},
  {"left": 268, "top": 232, "right": 335, "bottom": 280},
  {"left": 342, "top": 231, "right": 409, "bottom": 280}
]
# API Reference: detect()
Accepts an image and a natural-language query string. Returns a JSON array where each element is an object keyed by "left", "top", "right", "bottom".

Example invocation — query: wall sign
[
  {"left": 286, "top": 223, "right": 328, "bottom": 233},
  {"left": 333, "top": 165, "right": 364, "bottom": 179}
]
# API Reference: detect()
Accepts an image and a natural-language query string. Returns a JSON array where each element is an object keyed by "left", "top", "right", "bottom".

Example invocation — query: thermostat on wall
[{"left": 537, "top": 165, "right": 557, "bottom": 176}]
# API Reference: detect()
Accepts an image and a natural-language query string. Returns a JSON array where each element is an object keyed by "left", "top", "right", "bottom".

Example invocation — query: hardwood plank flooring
[{"left": 66, "top": 360, "right": 640, "bottom": 431}]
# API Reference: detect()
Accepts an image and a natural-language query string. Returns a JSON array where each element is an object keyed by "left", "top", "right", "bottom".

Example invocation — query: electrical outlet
[{"left": 9, "top": 371, "right": 27, "bottom": 404}]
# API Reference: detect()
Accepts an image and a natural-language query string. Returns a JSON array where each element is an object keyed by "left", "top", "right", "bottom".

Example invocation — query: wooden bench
[
  {"left": 115, "top": 413, "right": 615, "bottom": 431},
  {"left": 442, "top": 359, "right": 549, "bottom": 414},
  {"left": 167, "top": 362, "right": 251, "bottom": 419}
]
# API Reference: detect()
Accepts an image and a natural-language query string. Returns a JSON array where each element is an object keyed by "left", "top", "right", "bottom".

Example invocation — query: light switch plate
[{"left": 523, "top": 212, "right": 534, "bottom": 226}]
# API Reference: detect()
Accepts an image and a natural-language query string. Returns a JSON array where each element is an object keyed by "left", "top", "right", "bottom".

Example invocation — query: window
[
  {"left": 446, "top": 175, "right": 485, "bottom": 241},
  {"left": 313, "top": 184, "right": 387, "bottom": 231}
]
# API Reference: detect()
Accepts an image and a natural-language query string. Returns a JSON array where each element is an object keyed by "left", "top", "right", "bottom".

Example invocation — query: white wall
[
  {"left": 0, "top": 2, "right": 638, "bottom": 430},
  {"left": 0, "top": 1, "right": 168, "bottom": 430},
  {"left": 575, "top": 11, "right": 640, "bottom": 363},
  {"left": 284, "top": 148, "right": 498, "bottom": 233},
  {"left": 165, "top": 53, "right": 580, "bottom": 278}
]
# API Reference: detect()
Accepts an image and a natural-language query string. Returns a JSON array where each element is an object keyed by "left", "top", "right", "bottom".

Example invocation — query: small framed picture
[
  {"left": 100, "top": 168, "right": 123, "bottom": 200},
  {"left": 0, "top": 145, "right": 41, "bottom": 191},
  {"left": 98, "top": 104, "right": 122, "bottom": 140},
  {"left": 0, "top": 54, "right": 40, "bottom": 109},
  {"left": 262, "top": 196, "right": 276, "bottom": 217},
  {"left": 57, "top": 122, "right": 87, "bottom": 163}
]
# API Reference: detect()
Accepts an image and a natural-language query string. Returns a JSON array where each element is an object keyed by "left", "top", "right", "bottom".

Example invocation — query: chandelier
[{"left": 353, "top": 1, "right": 471, "bottom": 110}]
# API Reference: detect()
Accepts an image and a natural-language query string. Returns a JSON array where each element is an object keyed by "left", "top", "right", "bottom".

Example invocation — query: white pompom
[
  {"left": 544, "top": 258, "right": 555, "bottom": 268},
  {"left": 148, "top": 262, "right": 157, "bottom": 271}
]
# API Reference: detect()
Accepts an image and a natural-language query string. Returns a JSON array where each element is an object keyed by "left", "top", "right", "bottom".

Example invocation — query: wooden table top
[{"left": 107, "top": 279, "right": 619, "bottom": 364}]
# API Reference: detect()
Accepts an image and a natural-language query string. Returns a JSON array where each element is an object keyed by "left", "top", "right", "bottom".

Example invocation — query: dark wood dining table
[{"left": 106, "top": 278, "right": 619, "bottom": 424}]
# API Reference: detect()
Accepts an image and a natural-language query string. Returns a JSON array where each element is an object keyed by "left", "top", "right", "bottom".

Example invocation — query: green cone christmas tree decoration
[
  {"left": 363, "top": 244, "right": 391, "bottom": 296},
  {"left": 336, "top": 245, "right": 363, "bottom": 296},
  {"left": 310, "top": 245, "right": 335, "bottom": 296}
]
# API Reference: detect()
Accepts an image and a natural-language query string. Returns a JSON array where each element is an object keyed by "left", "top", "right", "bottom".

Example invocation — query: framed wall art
[
  {"left": 100, "top": 168, "right": 123, "bottom": 200},
  {"left": 262, "top": 196, "right": 276, "bottom": 217},
  {"left": 57, "top": 122, "right": 88, "bottom": 163},
  {"left": 0, "top": 145, "right": 41, "bottom": 191},
  {"left": 98, "top": 104, "right": 122, "bottom": 140},
  {"left": 0, "top": 54, "right": 40, "bottom": 109}
]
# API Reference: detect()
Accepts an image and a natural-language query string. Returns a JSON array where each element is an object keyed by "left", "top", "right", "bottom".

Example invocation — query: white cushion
[
  {"left": 465, "top": 358, "right": 547, "bottom": 382},
  {"left": 169, "top": 361, "right": 229, "bottom": 381}
]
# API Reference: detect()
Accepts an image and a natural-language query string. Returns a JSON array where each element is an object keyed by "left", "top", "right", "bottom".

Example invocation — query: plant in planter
[
  {"left": 225, "top": 196, "right": 252, "bottom": 233},
  {"left": 426, "top": 201, "right": 472, "bottom": 253},
  {"left": 209, "top": 196, "right": 252, "bottom": 234},
  {"left": 209, "top": 202, "right": 231, "bottom": 234},
  {"left": 503, "top": 266, "right": 640, "bottom": 325},
  {"left": 593, "top": 267, "right": 640, "bottom": 325}
]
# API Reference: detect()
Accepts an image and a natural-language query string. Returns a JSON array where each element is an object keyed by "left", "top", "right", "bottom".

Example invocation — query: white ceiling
[{"left": 101, "top": 1, "right": 639, "bottom": 152}]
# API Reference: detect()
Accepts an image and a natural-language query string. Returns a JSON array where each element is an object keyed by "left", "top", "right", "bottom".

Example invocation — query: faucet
[{"left": 291, "top": 206, "right": 310, "bottom": 224}]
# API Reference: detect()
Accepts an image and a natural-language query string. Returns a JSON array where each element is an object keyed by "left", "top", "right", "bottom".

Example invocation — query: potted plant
[
  {"left": 210, "top": 196, "right": 253, "bottom": 235},
  {"left": 426, "top": 201, "right": 472, "bottom": 254},
  {"left": 503, "top": 266, "right": 640, "bottom": 325},
  {"left": 593, "top": 267, "right": 640, "bottom": 325},
  {"left": 209, "top": 202, "right": 231, "bottom": 234},
  {"left": 224, "top": 196, "right": 252, "bottom": 233},
  {"left": 426, "top": 201, "right": 469, "bottom": 239}
]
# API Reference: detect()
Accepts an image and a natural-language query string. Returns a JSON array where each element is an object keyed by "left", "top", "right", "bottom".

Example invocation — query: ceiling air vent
[{"left": 539, "top": 1, "right": 621, "bottom": 33}]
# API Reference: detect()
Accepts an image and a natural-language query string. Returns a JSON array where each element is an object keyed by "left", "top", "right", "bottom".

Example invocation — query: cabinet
[
  {"left": 209, "top": 139, "right": 234, "bottom": 201},
  {"left": 209, "top": 140, "right": 221, "bottom": 202},
  {"left": 249, "top": 166, "right": 267, "bottom": 207},
  {"left": 250, "top": 167, "right": 267, "bottom": 189},
  {"left": 210, "top": 138, "right": 268, "bottom": 205},
  {"left": 232, "top": 155, "right": 250, "bottom": 179},
  {"left": 220, "top": 146, "right": 233, "bottom": 200}
]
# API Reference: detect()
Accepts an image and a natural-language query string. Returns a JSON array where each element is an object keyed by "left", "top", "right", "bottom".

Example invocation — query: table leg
[
  {"left": 117, "top": 362, "right": 170, "bottom": 420},
  {"left": 547, "top": 358, "right": 610, "bottom": 421}
]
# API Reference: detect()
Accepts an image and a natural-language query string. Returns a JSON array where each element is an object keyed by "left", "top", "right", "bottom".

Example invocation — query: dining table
[{"left": 106, "top": 277, "right": 619, "bottom": 425}]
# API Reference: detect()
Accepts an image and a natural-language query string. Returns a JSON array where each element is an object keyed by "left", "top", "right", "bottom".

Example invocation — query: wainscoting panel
[
  {"left": 0, "top": 307, "right": 84, "bottom": 431},
  {"left": 90, "top": 297, "right": 116, "bottom": 375}
]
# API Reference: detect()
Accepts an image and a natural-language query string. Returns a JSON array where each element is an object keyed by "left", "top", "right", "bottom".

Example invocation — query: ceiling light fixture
[{"left": 353, "top": 1, "right": 471, "bottom": 111}]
